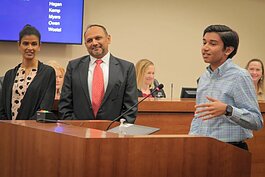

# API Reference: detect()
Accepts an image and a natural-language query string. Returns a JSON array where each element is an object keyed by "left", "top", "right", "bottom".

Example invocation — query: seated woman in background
[
  {"left": 135, "top": 59, "right": 166, "bottom": 98},
  {"left": 245, "top": 58, "right": 265, "bottom": 100},
  {"left": 47, "top": 60, "right": 65, "bottom": 99},
  {"left": 0, "top": 24, "right": 56, "bottom": 120}
]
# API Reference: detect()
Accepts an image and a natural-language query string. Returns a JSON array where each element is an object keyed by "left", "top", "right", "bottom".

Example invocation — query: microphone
[
  {"left": 170, "top": 83, "right": 174, "bottom": 100},
  {"left": 106, "top": 84, "right": 164, "bottom": 130},
  {"left": 154, "top": 79, "right": 159, "bottom": 87}
]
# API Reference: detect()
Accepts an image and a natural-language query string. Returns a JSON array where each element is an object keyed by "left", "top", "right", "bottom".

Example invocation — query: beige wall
[{"left": 0, "top": 0, "right": 264, "bottom": 97}]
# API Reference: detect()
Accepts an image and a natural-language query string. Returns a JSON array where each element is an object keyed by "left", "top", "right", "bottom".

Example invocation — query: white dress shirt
[{"left": 88, "top": 52, "right": 110, "bottom": 102}]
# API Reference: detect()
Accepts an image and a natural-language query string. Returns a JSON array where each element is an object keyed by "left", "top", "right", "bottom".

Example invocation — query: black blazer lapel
[
  {"left": 6, "top": 79, "right": 13, "bottom": 119},
  {"left": 78, "top": 56, "right": 92, "bottom": 105},
  {"left": 102, "top": 55, "right": 120, "bottom": 104},
  {"left": 6, "top": 66, "right": 19, "bottom": 119}
]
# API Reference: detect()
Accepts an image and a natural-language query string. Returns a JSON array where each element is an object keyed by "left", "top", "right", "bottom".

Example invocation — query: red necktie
[{"left": 92, "top": 60, "right": 104, "bottom": 117}]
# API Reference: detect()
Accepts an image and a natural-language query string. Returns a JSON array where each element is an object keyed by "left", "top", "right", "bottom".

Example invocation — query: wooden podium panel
[
  {"left": 136, "top": 98, "right": 195, "bottom": 134},
  {"left": 0, "top": 120, "right": 251, "bottom": 177},
  {"left": 136, "top": 98, "right": 265, "bottom": 177}
]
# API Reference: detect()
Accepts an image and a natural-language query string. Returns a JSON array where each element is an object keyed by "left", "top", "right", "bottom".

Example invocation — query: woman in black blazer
[{"left": 0, "top": 25, "right": 56, "bottom": 120}]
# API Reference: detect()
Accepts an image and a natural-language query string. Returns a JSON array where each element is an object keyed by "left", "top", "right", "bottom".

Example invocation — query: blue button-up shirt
[{"left": 189, "top": 59, "right": 263, "bottom": 142}]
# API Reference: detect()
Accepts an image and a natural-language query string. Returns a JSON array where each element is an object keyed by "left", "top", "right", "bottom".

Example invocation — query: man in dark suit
[{"left": 59, "top": 24, "right": 138, "bottom": 123}]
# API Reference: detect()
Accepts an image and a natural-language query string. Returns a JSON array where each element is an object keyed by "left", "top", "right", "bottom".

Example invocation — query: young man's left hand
[{"left": 195, "top": 96, "right": 227, "bottom": 120}]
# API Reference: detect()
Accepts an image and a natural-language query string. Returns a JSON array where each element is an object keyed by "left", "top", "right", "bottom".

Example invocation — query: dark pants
[{"left": 228, "top": 141, "right": 248, "bottom": 151}]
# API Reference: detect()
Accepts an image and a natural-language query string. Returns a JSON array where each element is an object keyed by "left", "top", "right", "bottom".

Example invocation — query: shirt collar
[
  {"left": 206, "top": 58, "right": 232, "bottom": 77},
  {"left": 90, "top": 52, "right": 110, "bottom": 64}
]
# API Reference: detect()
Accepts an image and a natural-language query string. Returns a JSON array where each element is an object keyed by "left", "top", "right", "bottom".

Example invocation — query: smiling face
[
  {"left": 18, "top": 35, "right": 40, "bottom": 61},
  {"left": 201, "top": 32, "right": 234, "bottom": 70},
  {"left": 247, "top": 61, "right": 263, "bottom": 84},
  {"left": 84, "top": 26, "right": 111, "bottom": 59},
  {"left": 143, "top": 65, "right": 155, "bottom": 86}
]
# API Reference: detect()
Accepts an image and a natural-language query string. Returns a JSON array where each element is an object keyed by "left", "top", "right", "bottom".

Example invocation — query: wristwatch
[{"left": 225, "top": 105, "right": 233, "bottom": 116}]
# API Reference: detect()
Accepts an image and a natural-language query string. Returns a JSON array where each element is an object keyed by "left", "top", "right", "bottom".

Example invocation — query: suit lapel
[
  {"left": 6, "top": 65, "right": 20, "bottom": 119},
  {"left": 102, "top": 55, "right": 119, "bottom": 104},
  {"left": 6, "top": 74, "right": 15, "bottom": 119},
  {"left": 79, "top": 56, "right": 92, "bottom": 105}
]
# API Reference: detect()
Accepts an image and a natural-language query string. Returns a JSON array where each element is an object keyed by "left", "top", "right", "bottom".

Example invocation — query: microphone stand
[{"left": 106, "top": 84, "right": 164, "bottom": 131}]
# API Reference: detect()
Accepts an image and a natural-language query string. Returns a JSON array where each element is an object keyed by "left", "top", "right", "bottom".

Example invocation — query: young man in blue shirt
[{"left": 189, "top": 25, "right": 263, "bottom": 150}]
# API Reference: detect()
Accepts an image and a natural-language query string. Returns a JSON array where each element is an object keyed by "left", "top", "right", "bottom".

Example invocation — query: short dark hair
[
  {"left": 84, "top": 24, "right": 109, "bottom": 37},
  {"left": 19, "top": 24, "right": 41, "bottom": 44},
  {"left": 203, "top": 25, "right": 239, "bottom": 59}
]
